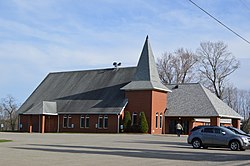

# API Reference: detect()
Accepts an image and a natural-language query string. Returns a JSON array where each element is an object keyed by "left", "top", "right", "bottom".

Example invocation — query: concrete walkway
[{"left": 0, "top": 132, "right": 249, "bottom": 166}]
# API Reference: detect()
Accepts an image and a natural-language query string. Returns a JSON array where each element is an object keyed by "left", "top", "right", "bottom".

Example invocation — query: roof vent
[{"left": 113, "top": 62, "right": 121, "bottom": 68}]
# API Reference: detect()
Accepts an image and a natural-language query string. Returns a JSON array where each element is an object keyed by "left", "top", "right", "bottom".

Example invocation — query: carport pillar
[
  {"left": 41, "top": 115, "right": 45, "bottom": 133},
  {"left": 232, "top": 119, "right": 240, "bottom": 129},
  {"left": 210, "top": 117, "right": 220, "bottom": 126},
  {"left": 29, "top": 115, "right": 33, "bottom": 133}
]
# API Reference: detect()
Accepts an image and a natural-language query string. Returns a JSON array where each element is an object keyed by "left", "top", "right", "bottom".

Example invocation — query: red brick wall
[
  {"left": 20, "top": 115, "right": 40, "bottom": 132},
  {"left": 20, "top": 114, "right": 119, "bottom": 133},
  {"left": 232, "top": 119, "right": 241, "bottom": 129},
  {"left": 58, "top": 114, "right": 119, "bottom": 133},
  {"left": 45, "top": 115, "right": 58, "bottom": 132},
  {"left": 124, "top": 90, "right": 167, "bottom": 134},
  {"left": 20, "top": 115, "right": 30, "bottom": 132},
  {"left": 151, "top": 91, "right": 167, "bottom": 134},
  {"left": 210, "top": 117, "right": 220, "bottom": 126},
  {"left": 124, "top": 90, "right": 152, "bottom": 133}
]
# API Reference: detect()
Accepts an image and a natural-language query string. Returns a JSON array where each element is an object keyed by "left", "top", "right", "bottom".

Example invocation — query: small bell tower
[{"left": 121, "top": 36, "right": 171, "bottom": 134}]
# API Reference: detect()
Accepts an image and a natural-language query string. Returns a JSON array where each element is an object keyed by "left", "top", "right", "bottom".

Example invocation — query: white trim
[
  {"left": 104, "top": 115, "right": 108, "bottom": 129},
  {"left": 156, "top": 112, "right": 159, "bottom": 128},
  {"left": 160, "top": 113, "right": 163, "bottom": 129},
  {"left": 80, "top": 115, "right": 85, "bottom": 128},
  {"left": 117, "top": 114, "right": 120, "bottom": 133},
  {"left": 132, "top": 112, "right": 138, "bottom": 125},
  {"left": 85, "top": 115, "right": 90, "bottom": 128},
  {"left": 58, "top": 112, "right": 119, "bottom": 115},
  {"left": 119, "top": 101, "right": 128, "bottom": 115},
  {"left": 98, "top": 115, "right": 103, "bottom": 128},
  {"left": 22, "top": 113, "right": 58, "bottom": 115}
]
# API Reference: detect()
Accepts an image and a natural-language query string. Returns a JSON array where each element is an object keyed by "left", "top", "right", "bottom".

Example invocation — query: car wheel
[
  {"left": 192, "top": 138, "right": 202, "bottom": 149},
  {"left": 230, "top": 140, "right": 240, "bottom": 151}
]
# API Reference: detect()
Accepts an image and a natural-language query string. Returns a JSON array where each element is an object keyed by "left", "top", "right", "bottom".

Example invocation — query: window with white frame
[
  {"left": 86, "top": 115, "right": 90, "bottom": 128},
  {"left": 80, "top": 115, "right": 85, "bottom": 128},
  {"left": 98, "top": 115, "right": 103, "bottom": 128},
  {"left": 68, "top": 115, "right": 72, "bottom": 128},
  {"left": 63, "top": 115, "right": 73, "bottom": 128},
  {"left": 104, "top": 115, "right": 108, "bottom": 128},
  {"left": 63, "top": 115, "right": 68, "bottom": 128},
  {"left": 156, "top": 113, "right": 158, "bottom": 128},
  {"left": 132, "top": 112, "right": 138, "bottom": 125},
  {"left": 160, "top": 113, "right": 163, "bottom": 129}
]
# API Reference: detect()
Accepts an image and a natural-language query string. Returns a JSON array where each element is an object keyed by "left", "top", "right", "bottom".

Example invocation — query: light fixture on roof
[{"left": 113, "top": 62, "right": 121, "bottom": 68}]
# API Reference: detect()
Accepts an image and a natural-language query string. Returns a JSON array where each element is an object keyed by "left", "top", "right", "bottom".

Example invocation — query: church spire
[{"left": 121, "top": 36, "right": 171, "bottom": 92}]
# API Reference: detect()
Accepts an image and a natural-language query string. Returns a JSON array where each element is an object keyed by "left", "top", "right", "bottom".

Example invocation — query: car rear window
[{"left": 191, "top": 126, "right": 201, "bottom": 132}]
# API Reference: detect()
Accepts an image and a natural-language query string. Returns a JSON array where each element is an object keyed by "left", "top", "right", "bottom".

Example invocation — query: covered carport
[
  {"left": 18, "top": 101, "right": 58, "bottom": 133},
  {"left": 165, "top": 83, "right": 242, "bottom": 134}
]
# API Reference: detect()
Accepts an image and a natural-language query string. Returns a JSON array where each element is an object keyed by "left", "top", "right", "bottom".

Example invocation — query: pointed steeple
[{"left": 121, "top": 36, "right": 171, "bottom": 92}]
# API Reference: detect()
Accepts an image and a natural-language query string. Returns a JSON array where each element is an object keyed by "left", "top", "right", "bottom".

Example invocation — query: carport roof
[{"left": 165, "top": 83, "right": 242, "bottom": 119}]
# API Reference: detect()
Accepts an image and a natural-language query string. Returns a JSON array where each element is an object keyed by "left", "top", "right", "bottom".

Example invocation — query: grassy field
[{"left": 0, "top": 139, "right": 12, "bottom": 143}]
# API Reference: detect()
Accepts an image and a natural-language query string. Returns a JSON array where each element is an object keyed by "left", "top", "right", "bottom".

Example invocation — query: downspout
[{"left": 117, "top": 100, "right": 128, "bottom": 134}]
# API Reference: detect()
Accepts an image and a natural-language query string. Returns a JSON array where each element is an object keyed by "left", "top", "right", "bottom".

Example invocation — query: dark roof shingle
[
  {"left": 165, "top": 83, "right": 242, "bottom": 119},
  {"left": 18, "top": 67, "right": 136, "bottom": 115}
]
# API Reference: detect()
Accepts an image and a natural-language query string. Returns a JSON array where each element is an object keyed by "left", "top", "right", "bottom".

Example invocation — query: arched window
[
  {"left": 63, "top": 115, "right": 73, "bottom": 128},
  {"left": 160, "top": 113, "right": 163, "bottom": 129},
  {"left": 132, "top": 112, "right": 138, "bottom": 125},
  {"left": 98, "top": 115, "right": 103, "bottom": 128},
  {"left": 156, "top": 113, "right": 159, "bottom": 128},
  {"left": 80, "top": 115, "right": 85, "bottom": 128},
  {"left": 104, "top": 115, "right": 108, "bottom": 128},
  {"left": 85, "top": 115, "right": 90, "bottom": 128},
  {"left": 63, "top": 115, "right": 67, "bottom": 128}
]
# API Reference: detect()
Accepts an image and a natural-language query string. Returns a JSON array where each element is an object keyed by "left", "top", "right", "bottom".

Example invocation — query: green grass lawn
[{"left": 0, "top": 139, "right": 12, "bottom": 143}]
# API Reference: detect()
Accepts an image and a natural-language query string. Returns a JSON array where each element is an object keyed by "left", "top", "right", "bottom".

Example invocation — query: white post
[{"left": 117, "top": 114, "right": 120, "bottom": 133}]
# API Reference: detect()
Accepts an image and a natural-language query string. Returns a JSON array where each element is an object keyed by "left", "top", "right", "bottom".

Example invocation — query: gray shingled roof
[
  {"left": 121, "top": 36, "right": 171, "bottom": 92},
  {"left": 165, "top": 83, "right": 242, "bottom": 119},
  {"left": 18, "top": 67, "right": 136, "bottom": 115}
]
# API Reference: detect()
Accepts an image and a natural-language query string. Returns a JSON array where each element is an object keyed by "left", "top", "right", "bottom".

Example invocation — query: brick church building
[{"left": 18, "top": 37, "right": 242, "bottom": 134}]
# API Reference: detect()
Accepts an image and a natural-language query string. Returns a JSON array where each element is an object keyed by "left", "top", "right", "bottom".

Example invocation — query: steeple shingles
[{"left": 121, "top": 36, "right": 171, "bottom": 92}]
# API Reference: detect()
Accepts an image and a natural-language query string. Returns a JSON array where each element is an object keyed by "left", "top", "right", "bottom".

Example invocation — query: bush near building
[
  {"left": 139, "top": 112, "right": 148, "bottom": 133},
  {"left": 123, "top": 111, "right": 132, "bottom": 132}
]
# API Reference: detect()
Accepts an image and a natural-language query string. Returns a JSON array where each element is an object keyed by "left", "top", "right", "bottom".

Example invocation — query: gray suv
[{"left": 187, "top": 126, "right": 250, "bottom": 151}]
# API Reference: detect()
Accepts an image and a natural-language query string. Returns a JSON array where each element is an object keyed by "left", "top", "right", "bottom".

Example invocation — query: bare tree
[
  {"left": 197, "top": 41, "right": 239, "bottom": 99},
  {"left": 157, "top": 52, "right": 175, "bottom": 84},
  {"left": 1, "top": 95, "right": 18, "bottom": 131},
  {"left": 157, "top": 48, "right": 198, "bottom": 84}
]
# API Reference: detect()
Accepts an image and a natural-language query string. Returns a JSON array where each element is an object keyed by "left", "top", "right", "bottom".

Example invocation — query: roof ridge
[
  {"left": 49, "top": 66, "right": 137, "bottom": 75},
  {"left": 166, "top": 82, "right": 200, "bottom": 86},
  {"left": 199, "top": 84, "right": 220, "bottom": 117}
]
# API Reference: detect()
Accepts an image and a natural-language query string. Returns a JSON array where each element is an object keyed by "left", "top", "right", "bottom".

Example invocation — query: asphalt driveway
[{"left": 0, "top": 132, "right": 249, "bottom": 166}]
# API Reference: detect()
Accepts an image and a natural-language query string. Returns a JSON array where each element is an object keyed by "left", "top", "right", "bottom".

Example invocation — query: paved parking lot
[{"left": 0, "top": 132, "right": 250, "bottom": 166}]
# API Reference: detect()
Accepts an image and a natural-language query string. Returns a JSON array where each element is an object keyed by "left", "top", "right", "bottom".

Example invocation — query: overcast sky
[{"left": 0, "top": 0, "right": 250, "bottom": 104}]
